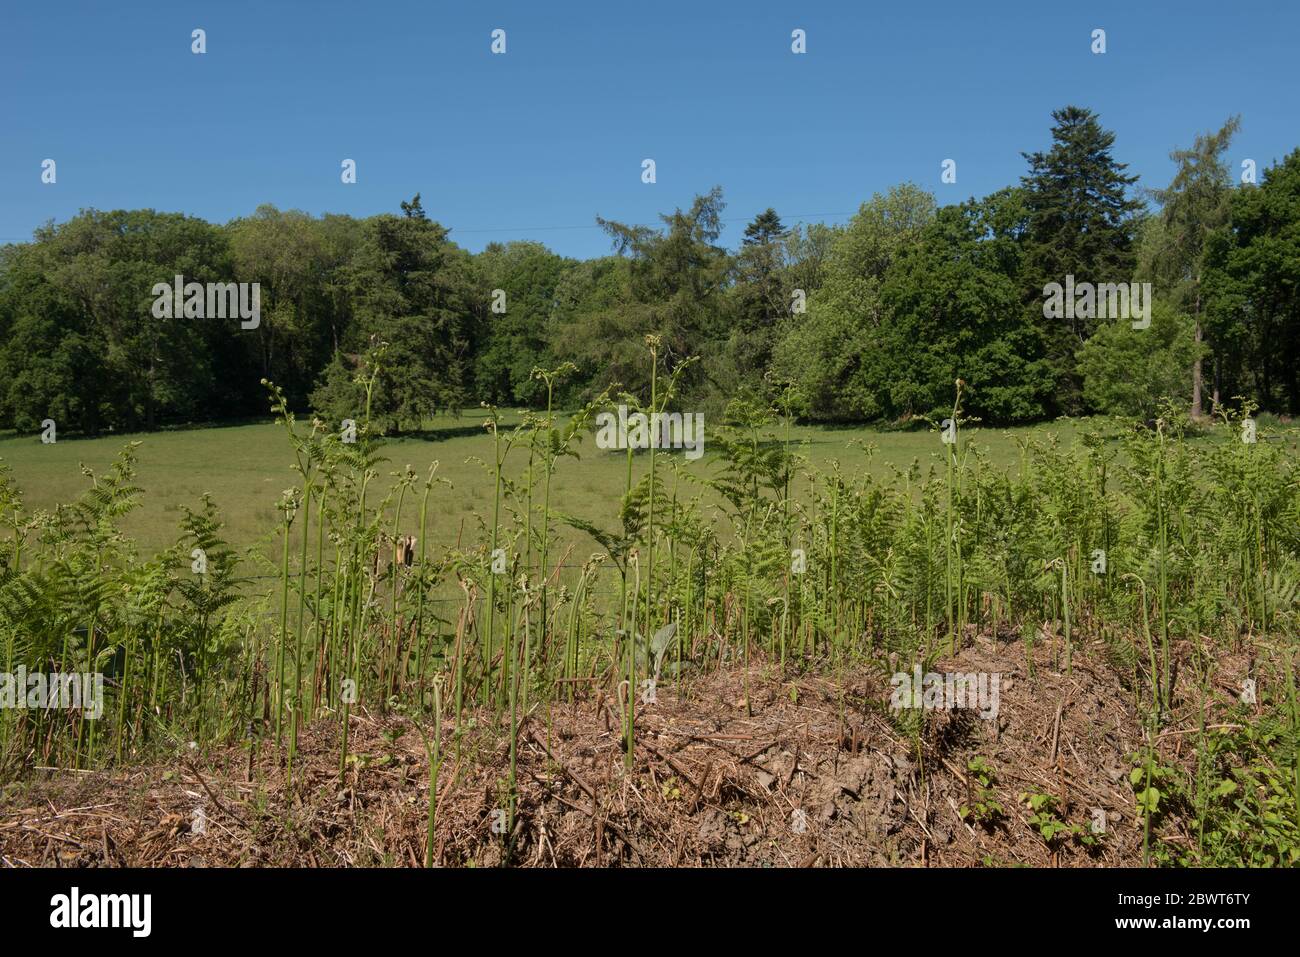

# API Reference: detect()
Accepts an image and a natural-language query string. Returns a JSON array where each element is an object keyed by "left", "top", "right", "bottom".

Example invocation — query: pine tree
[
  {"left": 1021, "top": 106, "right": 1144, "bottom": 411},
  {"left": 742, "top": 208, "right": 786, "bottom": 246}
]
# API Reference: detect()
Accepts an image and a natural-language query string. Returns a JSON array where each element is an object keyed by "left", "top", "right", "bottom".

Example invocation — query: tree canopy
[{"left": 2, "top": 108, "right": 1296, "bottom": 435}]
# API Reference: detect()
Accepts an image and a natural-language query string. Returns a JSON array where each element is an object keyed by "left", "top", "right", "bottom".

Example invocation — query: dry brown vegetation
[{"left": 4, "top": 628, "right": 1258, "bottom": 868}]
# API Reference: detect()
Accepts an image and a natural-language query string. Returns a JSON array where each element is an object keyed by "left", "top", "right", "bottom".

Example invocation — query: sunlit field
[{"left": 0, "top": 412, "right": 1137, "bottom": 560}]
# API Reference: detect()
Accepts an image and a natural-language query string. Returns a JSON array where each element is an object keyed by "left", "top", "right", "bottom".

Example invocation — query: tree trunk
[
  {"left": 147, "top": 354, "right": 156, "bottom": 431},
  {"left": 1190, "top": 283, "right": 1203, "bottom": 420},
  {"left": 1191, "top": 322, "right": 1203, "bottom": 419}
]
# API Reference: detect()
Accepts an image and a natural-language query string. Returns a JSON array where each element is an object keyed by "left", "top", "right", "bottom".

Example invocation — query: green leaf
[{"left": 650, "top": 621, "right": 677, "bottom": 658}]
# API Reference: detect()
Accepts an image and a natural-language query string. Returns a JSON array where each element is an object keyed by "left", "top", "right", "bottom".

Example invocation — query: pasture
[{"left": 2, "top": 412, "right": 1109, "bottom": 561}]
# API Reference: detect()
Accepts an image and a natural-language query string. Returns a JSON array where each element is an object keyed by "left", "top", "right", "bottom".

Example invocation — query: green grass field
[
  {"left": 0, "top": 412, "right": 1103, "bottom": 562},
  {"left": 4, "top": 410, "right": 1277, "bottom": 573}
]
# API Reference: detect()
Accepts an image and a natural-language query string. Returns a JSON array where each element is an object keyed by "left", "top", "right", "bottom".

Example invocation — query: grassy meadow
[{"left": 2, "top": 412, "right": 1107, "bottom": 561}]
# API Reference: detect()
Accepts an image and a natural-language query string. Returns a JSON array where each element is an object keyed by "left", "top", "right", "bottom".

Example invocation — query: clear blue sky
[{"left": 2, "top": 0, "right": 1296, "bottom": 258}]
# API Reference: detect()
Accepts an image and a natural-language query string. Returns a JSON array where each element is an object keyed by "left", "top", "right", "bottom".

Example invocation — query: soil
[{"left": 0, "top": 629, "right": 1237, "bottom": 867}]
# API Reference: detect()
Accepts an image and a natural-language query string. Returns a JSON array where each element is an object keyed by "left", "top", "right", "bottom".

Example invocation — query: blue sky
[{"left": 2, "top": 0, "right": 1296, "bottom": 258}]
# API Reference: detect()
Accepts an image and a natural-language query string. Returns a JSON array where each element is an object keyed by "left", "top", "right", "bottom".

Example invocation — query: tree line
[{"left": 2, "top": 105, "right": 1297, "bottom": 435}]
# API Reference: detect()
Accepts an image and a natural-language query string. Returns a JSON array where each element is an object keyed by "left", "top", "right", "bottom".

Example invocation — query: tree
[
  {"left": 228, "top": 204, "right": 356, "bottom": 408},
  {"left": 548, "top": 255, "right": 633, "bottom": 402},
  {"left": 0, "top": 210, "right": 232, "bottom": 432},
  {"left": 327, "top": 197, "right": 478, "bottom": 432},
  {"left": 586, "top": 187, "right": 733, "bottom": 404},
  {"left": 1203, "top": 148, "right": 1300, "bottom": 413},
  {"left": 474, "top": 241, "right": 568, "bottom": 405},
  {"left": 1077, "top": 301, "right": 1204, "bottom": 419},
  {"left": 781, "top": 222, "right": 838, "bottom": 300},
  {"left": 727, "top": 209, "right": 791, "bottom": 395},
  {"left": 1021, "top": 106, "right": 1144, "bottom": 411},
  {"left": 1145, "top": 117, "right": 1241, "bottom": 417},
  {"left": 308, "top": 350, "right": 365, "bottom": 427},
  {"left": 743, "top": 208, "right": 786, "bottom": 246},
  {"left": 877, "top": 189, "right": 1051, "bottom": 423},
  {"left": 771, "top": 184, "right": 935, "bottom": 420}
]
